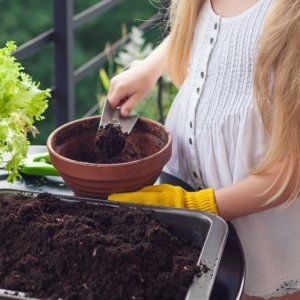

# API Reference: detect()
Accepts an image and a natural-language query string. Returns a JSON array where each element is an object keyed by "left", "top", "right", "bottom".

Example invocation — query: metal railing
[{"left": 13, "top": 0, "right": 162, "bottom": 126}]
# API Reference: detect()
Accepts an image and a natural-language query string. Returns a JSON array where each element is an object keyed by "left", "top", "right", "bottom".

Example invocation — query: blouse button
[
  {"left": 190, "top": 121, "right": 192, "bottom": 128},
  {"left": 214, "top": 23, "right": 218, "bottom": 30},
  {"left": 189, "top": 138, "right": 192, "bottom": 145},
  {"left": 210, "top": 38, "right": 214, "bottom": 44},
  {"left": 196, "top": 87, "right": 200, "bottom": 94},
  {"left": 200, "top": 72, "right": 205, "bottom": 78},
  {"left": 193, "top": 171, "right": 198, "bottom": 178}
]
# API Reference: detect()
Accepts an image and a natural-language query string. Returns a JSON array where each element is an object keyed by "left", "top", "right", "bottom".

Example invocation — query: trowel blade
[{"left": 99, "top": 99, "right": 139, "bottom": 134}]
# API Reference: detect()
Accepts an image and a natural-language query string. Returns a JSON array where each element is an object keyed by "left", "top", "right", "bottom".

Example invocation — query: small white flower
[{"left": 114, "top": 26, "right": 154, "bottom": 68}]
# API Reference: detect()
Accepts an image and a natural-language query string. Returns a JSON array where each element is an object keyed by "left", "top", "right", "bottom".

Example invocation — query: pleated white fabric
[{"left": 164, "top": 0, "right": 300, "bottom": 298}]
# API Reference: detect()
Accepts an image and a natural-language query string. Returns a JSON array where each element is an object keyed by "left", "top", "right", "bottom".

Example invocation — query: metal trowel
[{"left": 99, "top": 99, "right": 139, "bottom": 134}]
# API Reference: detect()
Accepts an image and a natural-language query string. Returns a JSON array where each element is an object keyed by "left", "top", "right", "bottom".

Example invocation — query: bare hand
[{"left": 107, "top": 60, "right": 161, "bottom": 117}]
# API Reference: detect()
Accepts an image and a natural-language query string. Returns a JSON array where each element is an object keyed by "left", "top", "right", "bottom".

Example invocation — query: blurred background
[{"left": 0, "top": 0, "right": 176, "bottom": 145}]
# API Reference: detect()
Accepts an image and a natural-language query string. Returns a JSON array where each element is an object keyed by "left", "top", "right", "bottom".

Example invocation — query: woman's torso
[{"left": 164, "top": 0, "right": 300, "bottom": 297}]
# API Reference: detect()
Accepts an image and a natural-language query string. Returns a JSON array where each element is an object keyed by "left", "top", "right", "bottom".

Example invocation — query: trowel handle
[{"left": 19, "top": 152, "right": 60, "bottom": 176}]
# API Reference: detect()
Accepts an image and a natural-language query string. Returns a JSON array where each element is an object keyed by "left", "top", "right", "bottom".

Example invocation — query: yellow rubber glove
[{"left": 108, "top": 184, "right": 219, "bottom": 215}]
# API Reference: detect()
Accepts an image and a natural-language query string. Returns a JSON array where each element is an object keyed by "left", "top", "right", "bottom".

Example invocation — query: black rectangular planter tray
[{"left": 0, "top": 189, "right": 228, "bottom": 300}]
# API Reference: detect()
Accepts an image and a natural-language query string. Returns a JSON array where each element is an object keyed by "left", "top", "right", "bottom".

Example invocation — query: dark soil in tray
[{"left": 0, "top": 193, "right": 201, "bottom": 300}]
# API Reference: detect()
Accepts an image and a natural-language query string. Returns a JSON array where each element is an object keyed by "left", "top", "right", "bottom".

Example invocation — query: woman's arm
[
  {"left": 215, "top": 162, "right": 296, "bottom": 220},
  {"left": 108, "top": 36, "right": 170, "bottom": 117},
  {"left": 108, "top": 160, "right": 298, "bottom": 220}
]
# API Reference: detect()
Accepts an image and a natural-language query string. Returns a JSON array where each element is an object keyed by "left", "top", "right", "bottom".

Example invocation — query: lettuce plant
[{"left": 0, "top": 41, "right": 50, "bottom": 182}]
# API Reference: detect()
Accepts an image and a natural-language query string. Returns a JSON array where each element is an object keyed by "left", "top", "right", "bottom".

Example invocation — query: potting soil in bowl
[
  {"left": 0, "top": 193, "right": 200, "bottom": 300},
  {"left": 55, "top": 117, "right": 166, "bottom": 164}
]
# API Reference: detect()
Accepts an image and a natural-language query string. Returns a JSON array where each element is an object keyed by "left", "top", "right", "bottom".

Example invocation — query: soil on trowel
[
  {"left": 0, "top": 193, "right": 201, "bottom": 300},
  {"left": 87, "top": 123, "right": 146, "bottom": 164},
  {"left": 94, "top": 123, "right": 128, "bottom": 160}
]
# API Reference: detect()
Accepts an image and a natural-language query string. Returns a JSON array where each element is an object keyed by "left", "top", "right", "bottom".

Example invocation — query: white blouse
[{"left": 164, "top": 0, "right": 300, "bottom": 298}]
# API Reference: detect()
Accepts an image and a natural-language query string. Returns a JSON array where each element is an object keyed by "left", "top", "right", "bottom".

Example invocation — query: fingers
[
  {"left": 107, "top": 78, "right": 126, "bottom": 109},
  {"left": 107, "top": 77, "right": 138, "bottom": 116},
  {"left": 107, "top": 95, "right": 136, "bottom": 118},
  {"left": 108, "top": 86, "right": 142, "bottom": 117},
  {"left": 106, "top": 62, "right": 156, "bottom": 117},
  {"left": 119, "top": 93, "right": 142, "bottom": 117}
]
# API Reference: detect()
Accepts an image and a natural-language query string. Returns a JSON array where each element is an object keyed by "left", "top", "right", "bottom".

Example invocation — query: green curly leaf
[{"left": 0, "top": 41, "right": 50, "bottom": 182}]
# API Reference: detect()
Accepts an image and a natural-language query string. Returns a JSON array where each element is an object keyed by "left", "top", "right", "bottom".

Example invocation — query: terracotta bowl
[{"left": 47, "top": 116, "right": 172, "bottom": 198}]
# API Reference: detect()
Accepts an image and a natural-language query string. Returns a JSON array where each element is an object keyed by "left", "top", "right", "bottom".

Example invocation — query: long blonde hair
[
  {"left": 168, "top": 0, "right": 300, "bottom": 204},
  {"left": 168, "top": 0, "right": 204, "bottom": 85}
]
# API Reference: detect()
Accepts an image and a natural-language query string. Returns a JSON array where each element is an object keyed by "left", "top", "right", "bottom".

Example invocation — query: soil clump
[
  {"left": 91, "top": 123, "right": 146, "bottom": 164},
  {"left": 0, "top": 193, "right": 201, "bottom": 300},
  {"left": 94, "top": 123, "right": 128, "bottom": 161}
]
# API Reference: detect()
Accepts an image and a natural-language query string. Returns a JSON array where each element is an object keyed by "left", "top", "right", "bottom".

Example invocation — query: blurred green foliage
[{"left": 0, "top": 0, "right": 174, "bottom": 145}]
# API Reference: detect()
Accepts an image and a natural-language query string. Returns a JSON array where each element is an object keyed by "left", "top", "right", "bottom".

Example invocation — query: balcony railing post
[
  {"left": 53, "top": 0, "right": 74, "bottom": 126},
  {"left": 157, "top": 77, "right": 164, "bottom": 124}
]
